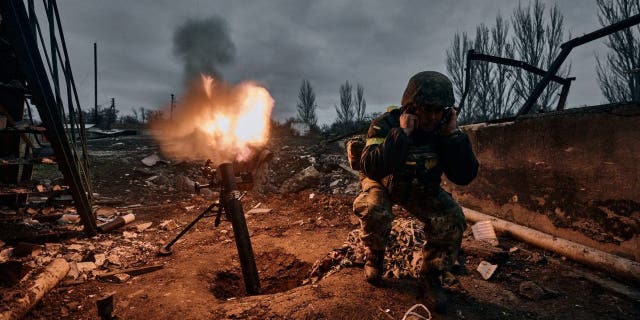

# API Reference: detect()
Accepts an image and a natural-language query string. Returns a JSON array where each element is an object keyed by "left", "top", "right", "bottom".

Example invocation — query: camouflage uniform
[{"left": 353, "top": 71, "right": 478, "bottom": 279}]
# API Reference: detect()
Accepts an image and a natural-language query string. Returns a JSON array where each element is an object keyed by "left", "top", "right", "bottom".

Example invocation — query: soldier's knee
[{"left": 353, "top": 188, "right": 392, "bottom": 220}]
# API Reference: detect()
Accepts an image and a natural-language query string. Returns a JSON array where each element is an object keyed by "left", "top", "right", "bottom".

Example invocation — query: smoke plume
[{"left": 173, "top": 16, "right": 236, "bottom": 82}]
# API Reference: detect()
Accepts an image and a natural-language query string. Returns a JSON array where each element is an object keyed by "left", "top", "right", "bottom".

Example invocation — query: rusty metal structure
[
  {"left": 460, "top": 12, "right": 640, "bottom": 120},
  {"left": 0, "top": 0, "right": 96, "bottom": 235}
]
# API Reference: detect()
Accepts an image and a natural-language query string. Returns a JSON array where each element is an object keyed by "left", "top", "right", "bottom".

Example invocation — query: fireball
[{"left": 151, "top": 74, "right": 274, "bottom": 164}]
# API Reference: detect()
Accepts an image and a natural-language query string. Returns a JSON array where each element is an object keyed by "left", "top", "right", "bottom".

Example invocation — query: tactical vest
[{"left": 382, "top": 144, "right": 442, "bottom": 203}]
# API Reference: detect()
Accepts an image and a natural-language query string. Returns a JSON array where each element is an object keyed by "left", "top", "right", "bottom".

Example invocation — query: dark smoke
[{"left": 173, "top": 16, "right": 235, "bottom": 82}]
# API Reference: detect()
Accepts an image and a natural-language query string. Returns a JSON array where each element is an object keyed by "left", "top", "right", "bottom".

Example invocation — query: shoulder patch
[{"left": 366, "top": 137, "right": 385, "bottom": 146}]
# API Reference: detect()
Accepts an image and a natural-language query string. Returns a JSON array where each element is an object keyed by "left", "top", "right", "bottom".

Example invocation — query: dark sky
[{"left": 55, "top": 0, "right": 611, "bottom": 124}]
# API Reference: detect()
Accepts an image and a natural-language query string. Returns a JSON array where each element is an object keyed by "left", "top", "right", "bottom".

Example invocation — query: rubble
[
  {"left": 246, "top": 208, "right": 272, "bottom": 215},
  {"left": 135, "top": 222, "right": 153, "bottom": 232},
  {"left": 279, "top": 166, "right": 322, "bottom": 194},
  {"left": 159, "top": 219, "right": 179, "bottom": 231},
  {"left": 476, "top": 261, "right": 498, "bottom": 280},
  {"left": 141, "top": 153, "right": 168, "bottom": 167},
  {"left": 13, "top": 242, "right": 42, "bottom": 257},
  {"left": 308, "top": 218, "right": 426, "bottom": 283},
  {"left": 0, "top": 258, "right": 69, "bottom": 320},
  {"left": 175, "top": 175, "right": 195, "bottom": 192}
]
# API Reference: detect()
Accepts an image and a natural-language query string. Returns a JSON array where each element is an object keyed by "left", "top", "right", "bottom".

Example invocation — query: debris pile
[
  {"left": 307, "top": 218, "right": 427, "bottom": 283},
  {"left": 264, "top": 142, "right": 360, "bottom": 196}
]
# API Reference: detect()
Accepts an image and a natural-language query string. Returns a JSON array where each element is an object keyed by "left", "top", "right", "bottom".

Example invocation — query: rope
[{"left": 401, "top": 304, "right": 432, "bottom": 320}]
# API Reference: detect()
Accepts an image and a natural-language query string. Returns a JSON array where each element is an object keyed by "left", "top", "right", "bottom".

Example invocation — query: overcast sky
[{"left": 53, "top": 0, "right": 614, "bottom": 124}]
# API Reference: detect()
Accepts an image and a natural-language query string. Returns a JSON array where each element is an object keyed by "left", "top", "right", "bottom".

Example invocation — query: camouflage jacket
[{"left": 360, "top": 108, "right": 478, "bottom": 198}]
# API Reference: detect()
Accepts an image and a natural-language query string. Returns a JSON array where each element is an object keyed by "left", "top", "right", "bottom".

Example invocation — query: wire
[{"left": 402, "top": 304, "right": 431, "bottom": 320}]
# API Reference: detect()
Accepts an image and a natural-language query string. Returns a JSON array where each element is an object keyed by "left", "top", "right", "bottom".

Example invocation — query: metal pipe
[
  {"left": 94, "top": 42, "right": 98, "bottom": 124},
  {"left": 219, "top": 162, "right": 261, "bottom": 295}
]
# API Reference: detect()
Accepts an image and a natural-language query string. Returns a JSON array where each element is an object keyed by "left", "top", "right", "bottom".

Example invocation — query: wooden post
[{"left": 0, "top": 258, "right": 69, "bottom": 320}]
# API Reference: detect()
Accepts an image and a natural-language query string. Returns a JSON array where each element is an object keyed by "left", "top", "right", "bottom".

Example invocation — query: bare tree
[
  {"left": 595, "top": 0, "right": 640, "bottom": 102},
  {"left": 446, "top": 14, "right": 517, "bottom": 123},
  {"left": 335, "top": 80, "right": 354, "bottom": 125},
  {"left": 512, "top": 0, "right": 570, "bottom": 111},
  {"left": 489, "top": 14, "right": 517, "bottom": 117},
  {"left": 296, "top": 79, "right": 318, "bottom": 127},
  {"left": 446, "top": 31, "right": 475, "bottom": 122},
  {"left": 354, "top": 84, "right": 367, "bottom": 122},
  {"left": 139, "top": 107, "right": 146, "bottom": 123},
  {"left": 446, "top": 0, "right": 569, "bottom": 122}
]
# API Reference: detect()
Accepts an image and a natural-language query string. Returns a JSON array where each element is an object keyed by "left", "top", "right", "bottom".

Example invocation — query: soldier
[{"left": 353, "top": 71, "right": 478, "bottom": 311}]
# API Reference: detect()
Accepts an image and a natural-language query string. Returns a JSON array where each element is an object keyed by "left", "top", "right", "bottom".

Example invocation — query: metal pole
[
  {"left": 517, "top": 48, "right": 572, "bottom": 116},
  {"left": 170, "top": 93, "right": 175, "bottom": 120},
  {"left": 2, "top": 0, "right": 97, "bottom": 234},
  {"left": 219, "top": 162, "right": 261, "bottom": 295},
  {"left": 94, "top": 42, "right": 98, "bottom": 124},
  {"left": 47, "top": 0, "right": 60, "bottom": 111}
]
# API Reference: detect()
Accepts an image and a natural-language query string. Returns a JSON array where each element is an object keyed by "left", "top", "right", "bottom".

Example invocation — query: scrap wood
[
  {"left": 461, "top": 238, "right": 508, "bottom": 263},
  {"left": 0, "top": 258, "right": 69, "bottom": 320},
  {"left": 96, "top": 263, "right": 163, "bottom": 279}
]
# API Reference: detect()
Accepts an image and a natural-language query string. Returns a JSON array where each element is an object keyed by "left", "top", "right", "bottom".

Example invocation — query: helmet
[{"left": 401, "top": 71, "right": 454, "bottom": 110}]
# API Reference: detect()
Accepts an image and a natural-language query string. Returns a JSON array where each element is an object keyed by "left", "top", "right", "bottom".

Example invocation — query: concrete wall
[{"left": 447, "top": 102, "right": 640, "bottom": 261}]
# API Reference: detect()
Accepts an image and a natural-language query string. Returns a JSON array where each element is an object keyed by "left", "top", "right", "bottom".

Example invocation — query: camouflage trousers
[{"left": 353, "top": 177, "right": 465, "bottom": 275}]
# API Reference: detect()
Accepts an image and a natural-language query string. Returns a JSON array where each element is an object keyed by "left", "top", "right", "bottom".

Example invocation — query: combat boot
[
  {"left": 364, "top": 249, "right": 385, "bottom": 285},
  {"left": 417, "top": 273, "right": 449, "bottom": 314}
]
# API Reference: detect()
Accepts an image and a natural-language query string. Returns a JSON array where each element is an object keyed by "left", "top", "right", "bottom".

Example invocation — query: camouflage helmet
[{"left": 401, "top": 71, "right": 454, "bottom": 110}]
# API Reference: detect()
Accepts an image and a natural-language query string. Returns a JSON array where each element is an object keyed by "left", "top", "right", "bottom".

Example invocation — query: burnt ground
[{"left": 2, "top": 133, "right": 639, "bottom": 319}]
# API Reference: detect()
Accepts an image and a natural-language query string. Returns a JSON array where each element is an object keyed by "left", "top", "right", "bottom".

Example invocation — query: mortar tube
[
  {"left": 97, "top": 213, "right": 135, "bottom": 233},
  {"left": 219, "top": 162, "right": 261, "bottom": 295}
]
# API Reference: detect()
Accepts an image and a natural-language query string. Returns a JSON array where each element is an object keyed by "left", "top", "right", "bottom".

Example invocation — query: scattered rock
[
  {"left": 141, "top": 153, "right": 168, "bottom": 167},
  {"left": 246, "top": 208, "right": 272, "bottom": 215},
  {"left": 112, "top": 273, "right": 131, "bottom": 283},
  {"left": 106, "top": 254, "right": 122, "bottom": 266},
  {"left": 63, "top": 252, "right": 83, "bottom": 262},
  {"left": 67, "top": 244, "right": 84, "bottom": 251},
  {"left": 135, "top": 222, "right": 153, "bottom": 232},
  {"left": 57, "top": 214, "right": 81, "bottom": 224},
  {"left": 519, "top": 281, "right": 546, "bottom": 300},
  {"left": 95, "top": 207, "right": 117, "bottom": 218},
  {"left": 13, "top": 242, "right": 42, "bottom": 257},
  {"left": 279, "top": 166, "right": 322, "bottom": 194},
  {"left": 175, "top": 175, "right": 195, "bottom": 192},
  {"left": 94, "top": 253, "right": 106, "bottom": 266},
  {"left": 44, "top": 243, "right": 62, "bottom": 255},
  {"left": 123, "top": 231, "right": 138, "bottom": 239},
  {"left": 476, "top": 261, "right": 498, "bottom": 280},
  {"left": 159, "top": 219, "right": 179, "bottom": 231},
  {"left": 66, "top": 261, "right": 79, "bottom": 279},
  {"left": 529, "top": 252, "right": 547, "bottom": 264},
  {"left": 76, "top": 262, "right": 97, "bottom": 273}
]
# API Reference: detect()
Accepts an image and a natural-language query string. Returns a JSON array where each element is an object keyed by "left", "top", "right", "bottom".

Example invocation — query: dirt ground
[{"left": 4, "top": 133, "right": 639, "bottom": 319}]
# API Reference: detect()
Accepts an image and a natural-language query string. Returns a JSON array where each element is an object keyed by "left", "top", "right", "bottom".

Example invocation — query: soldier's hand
[
  {"left": 441, "top": 108, "right": 458, "bottom": 135},
  {"left": 400, "top": 112, "right": 418, "bottom": 136}
]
